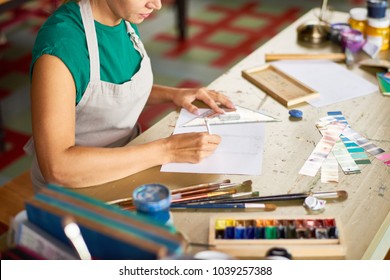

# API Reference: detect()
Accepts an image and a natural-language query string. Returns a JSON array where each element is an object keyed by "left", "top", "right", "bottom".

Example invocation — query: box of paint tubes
[{"left": 209, "top": 215, "right": 346, "bottom": 259}]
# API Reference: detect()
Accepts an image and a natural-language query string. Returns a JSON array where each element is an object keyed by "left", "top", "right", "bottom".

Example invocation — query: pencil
[
  {"left": 170, "top": 203, "right": 277, "bottom": 211},
  {"left": 204, "top": 118, "right": 212, "bottom": 134}
]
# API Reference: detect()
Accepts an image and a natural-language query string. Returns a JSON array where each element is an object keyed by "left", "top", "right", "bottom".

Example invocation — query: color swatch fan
[{"left": 182, "top": 105, "right": 279, "bottom": 127}]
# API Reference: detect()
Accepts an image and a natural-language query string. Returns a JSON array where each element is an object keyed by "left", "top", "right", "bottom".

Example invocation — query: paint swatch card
[
  {"left": 326, "top": 111, "right": 389, "bottom": 166},
  {"left": 299, "top": 122, "right": 346, "bottom": 177}
]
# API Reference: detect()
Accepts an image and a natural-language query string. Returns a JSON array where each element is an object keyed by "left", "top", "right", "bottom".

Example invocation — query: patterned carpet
[{"left": 0, "top": 0, "right": 363, "bottom": 185}]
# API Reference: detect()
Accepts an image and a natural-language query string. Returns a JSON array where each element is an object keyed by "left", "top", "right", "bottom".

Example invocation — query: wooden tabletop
[
  {"left": 71, "top": 10, "right": 390, "bottom": 259},
  {"left": 1, "top": 9, "right": 389, "bottom": 259}
]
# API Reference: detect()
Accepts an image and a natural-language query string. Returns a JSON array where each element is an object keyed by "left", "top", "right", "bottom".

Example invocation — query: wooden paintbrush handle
[
  {"left": 171, "top": 179, "right": 230, "bottom": 194},
  {"left": 265, "top": 53, "right": 346, "bottom": 62}
]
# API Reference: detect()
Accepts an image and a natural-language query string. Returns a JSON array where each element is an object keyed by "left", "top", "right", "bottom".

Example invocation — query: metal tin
[
  {"left": 297, "top": 20, "right": 330, "bottom": 45},
  {"left": 133, "top": 183, "right": 171, "bottom": 213}
]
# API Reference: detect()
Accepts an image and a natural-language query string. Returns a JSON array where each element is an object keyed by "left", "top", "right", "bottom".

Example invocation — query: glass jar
[
  {"left": 366, "top": 17, "right": 390, "bottom": 50},
  {"left": 348, "top": 7, "right": 367, "bottom": 35}
]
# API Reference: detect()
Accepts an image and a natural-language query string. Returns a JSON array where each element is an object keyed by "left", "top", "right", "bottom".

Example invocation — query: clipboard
[
  {"left": 182, "top": 105, "right": 280, "bottom": 127},
  {"left": 242, "top": 64, "right": 319, "bottom": 107}
]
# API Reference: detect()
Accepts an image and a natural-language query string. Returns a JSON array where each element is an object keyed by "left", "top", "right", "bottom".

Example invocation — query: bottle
[
  {"left": 348, "top": 7, "right": 367, "bottom": 34},
  {"left": 366, "top": 17, "right": 390, "bottom": 50},
  {"left": 132, "top": 183, "right": 173, "bottom": 226}
]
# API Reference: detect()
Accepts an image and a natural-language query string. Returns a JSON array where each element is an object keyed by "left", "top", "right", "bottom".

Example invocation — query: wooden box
[{"left": 208, "top": 214, "right": 346, "bottom": 259}]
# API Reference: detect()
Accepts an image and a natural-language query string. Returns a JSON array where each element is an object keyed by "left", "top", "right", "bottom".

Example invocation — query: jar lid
[
  {"left": 303, "top": 196, "right": 326, "bottom": 211},
  {"left": 340, "top": 29, "right": 365, "bottom": 43},
  {"left": 350, "top": 7, "right": 367, "bottom": 21},
  {"left": 331, "top": 22, "right": 351, "bottom": 31},
  {"left": 368, "top": 17, "right": 390, "bottom": 28},
  {"left": 133, "top": 183, "right": 171, "bottom": 213},
  {"left": 367, "top": 0, "right": 388, "bottom": 8}
]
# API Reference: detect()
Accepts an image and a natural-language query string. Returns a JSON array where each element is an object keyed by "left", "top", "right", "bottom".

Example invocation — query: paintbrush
[
  {"left": 172, "top": 189, "right": 237, "bottom": 204},
  {"left": 194, "top": 190, "right": 348, "bottom": 204},
  {"left": 170, "top": 203, "right": 277, "bottom": 211},
  {"left": 107, "top": 180, "right": 252, "bottom": 207},
  {"left": 105, "top": 179, "right": 233, "bottom": 206},
  {"left": 173, "top": 191, "right": 259, "bottom": 205},
  {"left": 171, "top": 180, "right": 252, "bottom": 198},
  {"left": 171, "top": 179, "right": 231, "bottom": 194},
  {"left": 120, "top": 190, "right": 239, "bottom": 211}
]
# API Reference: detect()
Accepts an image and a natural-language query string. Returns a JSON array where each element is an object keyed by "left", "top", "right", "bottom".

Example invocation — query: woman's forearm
[{"left": 40, "top": 138, "right": 170, "bottom": 189}]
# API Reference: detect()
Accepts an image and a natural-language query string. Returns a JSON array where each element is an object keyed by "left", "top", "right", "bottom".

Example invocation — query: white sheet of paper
[
  {"left": 272, "top": 60, "right": 377, "bottom": 107},
  {"left": 160, "top": 109, "right": 265, "bottom": 175}
]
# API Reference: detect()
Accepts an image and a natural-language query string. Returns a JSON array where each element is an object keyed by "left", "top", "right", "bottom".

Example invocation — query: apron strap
[
  {"left": 79, "top": 0, "right": 100, "bottom": 82},
  {"left": 125, "top": 21, "right": 145, "bottom": 58}
]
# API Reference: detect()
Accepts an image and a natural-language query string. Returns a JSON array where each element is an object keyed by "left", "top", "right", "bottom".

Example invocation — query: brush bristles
[
  {"left": 265, "top": 204, "right": 277, "bottom": 211},
  {"left": 337, "top": 190, "right": 348, "bottom": 200},
  {"left": 242, "top": 180, "right": 252, "bottom": 186}
]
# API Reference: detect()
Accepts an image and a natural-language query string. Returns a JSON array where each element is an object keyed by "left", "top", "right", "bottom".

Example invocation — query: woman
[{"left": 25, "top": 0, "right": 235, "bottom": 189}]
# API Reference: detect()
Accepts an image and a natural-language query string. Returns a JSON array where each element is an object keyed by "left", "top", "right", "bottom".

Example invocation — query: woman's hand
[
  {"left": 164, "top": 132, "right": 221, "bottom": 164},
  {"left": 172, "top": 87, "right": 235, "bottom": 115}
]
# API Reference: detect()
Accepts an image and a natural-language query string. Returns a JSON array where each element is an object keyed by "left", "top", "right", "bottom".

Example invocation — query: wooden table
[
  {"left": 1, "top": 9, "right": 389, "bottom": 259},
  {"left": 72, "top": 9, "right": 390, "bottom": 259}
]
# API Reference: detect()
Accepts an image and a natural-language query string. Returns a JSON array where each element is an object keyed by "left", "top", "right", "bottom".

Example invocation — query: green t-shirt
[{"left": 31, "top": 1, "right": 142, "bottom": 104}]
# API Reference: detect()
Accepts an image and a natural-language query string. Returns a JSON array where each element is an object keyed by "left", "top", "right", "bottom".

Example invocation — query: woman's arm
[{"left": 31, "top": 55, "right": 221, "bottom": 188}]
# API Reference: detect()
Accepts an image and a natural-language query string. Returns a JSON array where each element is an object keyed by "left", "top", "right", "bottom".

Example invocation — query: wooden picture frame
[{"left": 242, "top": 64, "right": 319, "bottom": 107}]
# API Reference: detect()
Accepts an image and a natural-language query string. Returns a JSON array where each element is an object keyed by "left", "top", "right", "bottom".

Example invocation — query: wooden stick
[{"left": 265, "top": 53, "right": 346, "bottom": 62}]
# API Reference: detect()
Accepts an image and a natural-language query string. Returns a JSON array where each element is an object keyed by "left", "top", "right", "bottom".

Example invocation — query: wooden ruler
[{"left": 265, "top": 53, "right": 346, "bottom": 62}]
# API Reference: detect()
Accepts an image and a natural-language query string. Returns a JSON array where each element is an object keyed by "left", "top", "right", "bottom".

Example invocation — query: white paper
[
  {"left": 272, "top": 60, "right": 377, "bottom": 107},
  {"left": 160, "top": 109, "right": 265, "bottom": 175}
]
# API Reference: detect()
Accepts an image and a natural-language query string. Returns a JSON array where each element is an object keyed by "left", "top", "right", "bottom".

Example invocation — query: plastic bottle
[
  {"left": 366, "top": 17, "right": 390, "bottom": 50},
  {"left": 348, "top": 7, "right": 367, "bottom": 34}
]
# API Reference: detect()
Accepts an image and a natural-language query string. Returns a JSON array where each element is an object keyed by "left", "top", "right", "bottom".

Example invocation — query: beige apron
[{"left": 24, "top": 0, "right": 153, "bottom": 190}]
